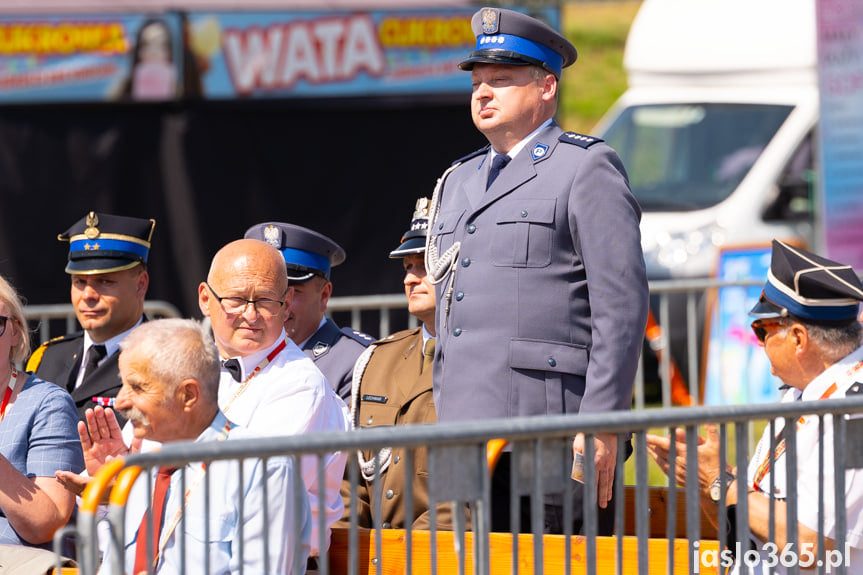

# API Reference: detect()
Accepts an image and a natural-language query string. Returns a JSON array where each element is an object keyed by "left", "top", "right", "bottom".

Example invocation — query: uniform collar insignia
[
  {"left": 531, "top": 142, "right": 549, "bottom": 161},
  {"left": 313, "top": 342, "right": 329, "bottom": 357}
]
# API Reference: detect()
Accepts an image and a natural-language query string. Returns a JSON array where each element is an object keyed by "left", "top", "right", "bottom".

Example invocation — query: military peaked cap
[
  {"left": 244, "top": 222, "right": 345, "bottom": 283},
  {"left": 459, "top": 7, "right": 577, "bottom": 77},
  {"left": 389, "top": 197, "right": 431, "bottom": 258},
  {"left": 59, "top": 211, "right": 155, "bottom": 275},
  {"left": 750, "top": 240, "right": 863, "bottom": 323}
]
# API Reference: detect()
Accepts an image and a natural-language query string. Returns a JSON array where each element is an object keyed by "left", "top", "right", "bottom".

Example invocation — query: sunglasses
[
  {"left": 0, "top": 316, "right": 7, "bottom": 338},
  {"left": 751, "top": 319, "right": 784, "bottom": 345}
]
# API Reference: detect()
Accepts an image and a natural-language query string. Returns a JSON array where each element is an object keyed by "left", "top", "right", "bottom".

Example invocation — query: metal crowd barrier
[
  {"left": 22, "top": 278, "right": 758, "bottom": 409},
  {"left": 23, "top": 300, "right": 183, "bottom": 343},
  {"left": 62, "top": 395, "right": 863, "bottom": 575}
]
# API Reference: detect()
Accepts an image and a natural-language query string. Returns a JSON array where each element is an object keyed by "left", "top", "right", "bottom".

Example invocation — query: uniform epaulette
[
  {"left": 341, "top": 327, "right": 375, "bottom": 347},
  {"left": 451, "top": 144, "right": 491, "bottom": 166},
  {"left": 25, "top": 331, "right": 82, "bottom": 372},
  {"left": 373, "top": 326, "right": 421, "bottom": 345},
  {"left": 558, "top": 132, "right": 604, "bottom": 149}
]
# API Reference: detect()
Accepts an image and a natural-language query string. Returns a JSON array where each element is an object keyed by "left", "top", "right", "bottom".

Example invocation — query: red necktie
[{"left": 133, "top": 467, "right": 178, "bottom": 574}]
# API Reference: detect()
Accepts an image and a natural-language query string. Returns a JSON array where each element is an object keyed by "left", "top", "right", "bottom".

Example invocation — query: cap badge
[
  {"left": 84, "top": 211, "right": 100, "bottom": 240},
  {"left": 313, "top": 342, "right": 329, "bottom": 357},
  {"left": 481, "top": 8, "right": 499, "bottom": 35},
  {"left": 263, "top": 225, "right": 281, "bottom": 248},
  {"left": 531, "top": 143, "right": 549, "bottom": 161}
]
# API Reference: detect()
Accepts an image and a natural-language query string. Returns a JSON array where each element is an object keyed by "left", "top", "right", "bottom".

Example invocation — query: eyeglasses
[
  {"left": 751, "top": 319, "right": 785, "bottom": 345},
  {"left": 205, "top": 283, "right": 285, "bottom": 318},
  {"left": 0, "top": 316, "right": 7, "bottom": 338}
]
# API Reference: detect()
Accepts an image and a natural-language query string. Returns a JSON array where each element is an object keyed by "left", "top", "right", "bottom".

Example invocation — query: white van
[{"left": 595, "top": 0, "right": 818, "bottom": 280}]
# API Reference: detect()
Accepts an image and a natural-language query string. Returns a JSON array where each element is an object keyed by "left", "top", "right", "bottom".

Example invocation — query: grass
[
  {"left": 558, "top": 1, "right": 643, "bottom": 134},
  {"left": 623, "top": 420, "right": 771, "bottom": 487}
]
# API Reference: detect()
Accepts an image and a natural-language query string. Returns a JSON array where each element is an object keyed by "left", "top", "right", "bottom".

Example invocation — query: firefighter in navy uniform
[
  {"left": 26, "top": 212, "right": 154, "bottom": 426},
  {"left": 244, "top": 222, "right": 373, "bottom": 401}
]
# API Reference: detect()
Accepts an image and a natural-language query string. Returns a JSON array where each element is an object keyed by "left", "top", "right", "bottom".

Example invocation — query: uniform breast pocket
[{"left": 491, "top": 199, "right": 555, "bottom": 268}]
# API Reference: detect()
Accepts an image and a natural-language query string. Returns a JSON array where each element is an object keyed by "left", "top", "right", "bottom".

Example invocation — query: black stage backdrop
[{"left": 0, "top": 97, "right": 486, "bottom": 338}]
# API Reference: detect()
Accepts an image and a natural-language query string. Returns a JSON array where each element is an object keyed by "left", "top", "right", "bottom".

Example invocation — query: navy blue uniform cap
[
  {"left": 59, "top": 211, "right": 155, "bottom": 275},
  {"left": 389, "top": 197, "right": 430, "bottom": 258},
  {"left": 459, "top": 7, "right": 577, "bottom": 78},
  {"left": 244, "top": 222, "right": 345, "bottom": 283},
  {"left": 750, "top": 240, "right": 863, "bottom": 323}
]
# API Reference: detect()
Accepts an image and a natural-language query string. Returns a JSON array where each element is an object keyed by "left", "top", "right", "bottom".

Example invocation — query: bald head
[
  {"left": 199, "top": 239, "right": 291, "bottom": 359},
  {"left": 208, "top": 239, "right": 288, "bottom": 296}
]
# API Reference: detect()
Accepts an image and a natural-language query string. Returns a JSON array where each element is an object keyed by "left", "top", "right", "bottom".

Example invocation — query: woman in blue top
[{"left": 0, "top": 274, "right": 84, "bottom": 547}]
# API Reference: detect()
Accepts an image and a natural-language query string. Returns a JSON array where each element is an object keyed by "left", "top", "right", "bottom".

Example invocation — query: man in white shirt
[
  {"left": 101, "top": 318, "right": 310, "bottom": 574},
  {"left": 62, "top": 239, "right": 350, "bottom": 564},
  {"left": 647, "top": 240, "right": 863, "bottom": 574}
]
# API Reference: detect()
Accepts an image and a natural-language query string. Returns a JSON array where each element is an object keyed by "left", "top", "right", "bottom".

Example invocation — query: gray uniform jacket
[
  {"left": 302, "top": 318, "right": 374, "bottom": 401},
  {"left": 431, "top": 122, "right": 649, "bottom": 422}
]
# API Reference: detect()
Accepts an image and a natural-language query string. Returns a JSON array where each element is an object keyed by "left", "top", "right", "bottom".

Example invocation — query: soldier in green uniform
[{"left": 337, "top": 198, "right": 453, "bottom": 530}]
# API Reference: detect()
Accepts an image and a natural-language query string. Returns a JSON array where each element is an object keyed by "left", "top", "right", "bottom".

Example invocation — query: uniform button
[
  {"left": 385, "top": 489, "right": 394, "bottom": 499},
  {"left": 438, "top": 223, "right": 444, "bottom": 230},
  {"left": 394, "top": 455, "right": 400, "bottom": 464},
  {"left": 382, "top": 522, "right": 392, "bottom": 529},
  {"left": 521, "top": 209, "right": 528, "bottom": 218},
  {"left": 366, "top": 417, "right": 373, "bottom": 425},
  {"left": 453, "top": 328, "right": 462, "bottom": 337},
  {"left": 548, "top": 357, "right": 557, "bottom": 367},
  {"left": 461, "top": 257, "right": 471, "bottom": 267},
  {"left": 466, "top": 223, "right": 476, "bottom": 234},
  {"left": 455, "top": 291, "right": 464, "bottom": 301}
]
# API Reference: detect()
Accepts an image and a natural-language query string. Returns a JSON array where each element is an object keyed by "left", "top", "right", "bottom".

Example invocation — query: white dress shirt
[
  {"left": 218, "top": 330, "right": 351, "bottom": 557},
  {"left": 732, "top": 344, "right": 863, "bottom": 574},
  {"left": 106, "top": 411, "right": 310, "bottom": 574}
]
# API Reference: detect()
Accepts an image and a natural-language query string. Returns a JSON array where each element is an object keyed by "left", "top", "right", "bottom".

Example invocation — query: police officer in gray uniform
[
  {"left": 244, "top": 222, "right": 373, "bottom": 401},
  {"left": 426, "top": 8, "right": 649, "bottom": 534}
]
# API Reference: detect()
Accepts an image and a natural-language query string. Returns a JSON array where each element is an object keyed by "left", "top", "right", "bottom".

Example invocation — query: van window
[{"left": 603, "top": 103, "right": 793, "bottom": 211}]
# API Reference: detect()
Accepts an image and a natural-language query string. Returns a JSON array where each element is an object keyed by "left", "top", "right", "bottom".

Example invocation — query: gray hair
[
  {"left": 801, "top": 319, "right": 863, "bottom": 363},
  {"left": 120, "top": 318, "right": 220, "bottom": 403}
]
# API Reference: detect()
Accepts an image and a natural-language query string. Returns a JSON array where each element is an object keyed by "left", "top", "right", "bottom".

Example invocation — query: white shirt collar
[
  {"left": 801, "top": 343, "right": 863, "bottom": 401},
  {"left": 222, "top": 329, "right": 288, "bottom": 382},
  {"left": 82, "top": 316, "right": 144, "bottom": 360},
  {"left": 295, "top": 317, "right": 328, "bottom": 349}
]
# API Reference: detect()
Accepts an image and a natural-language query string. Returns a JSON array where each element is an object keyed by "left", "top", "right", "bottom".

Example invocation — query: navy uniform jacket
[
  {"left": 301, "top": 318, "right": 373, "bottom": 401},
  {"left": 26, "top": 331, "right": 127, "bottom": 426},
  {"left": 431, "top": 122, "right": 649, "bottom": 422}
]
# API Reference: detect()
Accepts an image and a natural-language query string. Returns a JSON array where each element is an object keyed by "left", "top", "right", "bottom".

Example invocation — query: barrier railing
[
  {"left": 65, "top": 395, "right": 863, "bottom": 575},
  {"left": 22, "top": 279, "right": 762, "bottom": 409}
]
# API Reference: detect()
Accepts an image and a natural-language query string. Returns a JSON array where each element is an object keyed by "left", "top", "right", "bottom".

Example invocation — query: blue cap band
[
  {"left": 69, "top": 238, "right": 149, "bottom": 261},
  {"left": 280, "top": 247, "right": 331, "bottom": 277},
  {"left": 764, "top": 280, "right": 859, "bottom": 322},
  {"left": 475, "top": 33, "right": 564, "bottom": 76}
]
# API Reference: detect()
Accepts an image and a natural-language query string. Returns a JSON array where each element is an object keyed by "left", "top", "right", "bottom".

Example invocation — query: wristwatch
[{"left": 708, "top": 471, "right": 736, "bottom": 503}]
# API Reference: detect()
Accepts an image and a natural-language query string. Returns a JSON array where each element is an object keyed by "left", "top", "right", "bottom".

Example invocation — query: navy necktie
[
  {"left": 223, "top": 358, "right": 242, "bottom": 382},
  {"left": 486, "top": 154, "right": 511, "bottom": 189},
  {"left": 82, "top": 344, "right": 107, "bottom": 382}
]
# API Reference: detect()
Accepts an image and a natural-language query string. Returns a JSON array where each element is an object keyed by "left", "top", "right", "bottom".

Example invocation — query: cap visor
[
  {"left": 389, "top": 237, "right": 426, "bottom": 258},
  {"left": 459, "top": 51, "right": 534, "bottom": 71},
  {"left": 65, "top": 258, "right": 140, "bottom": 275},
  {"left": 748, "top": 295, "right": 787, "bottom": 319}
]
